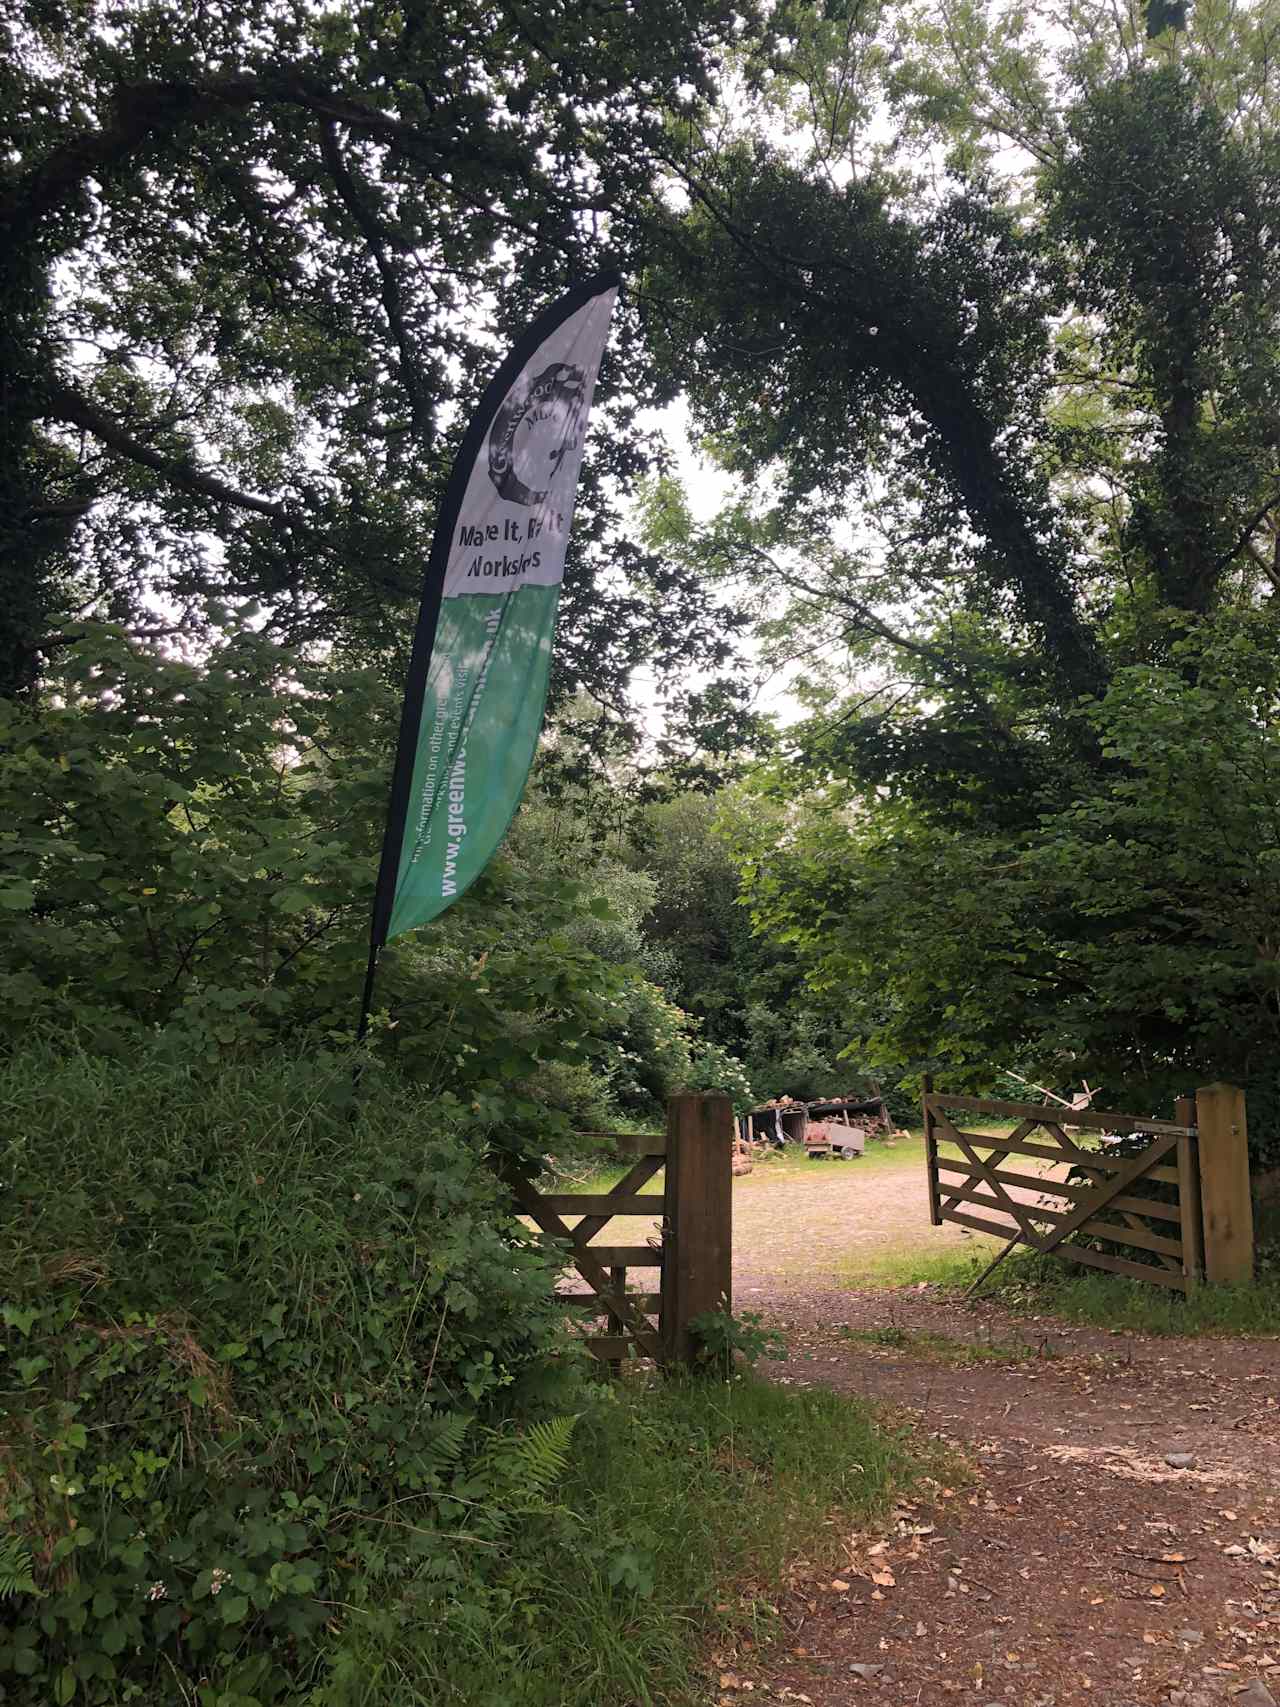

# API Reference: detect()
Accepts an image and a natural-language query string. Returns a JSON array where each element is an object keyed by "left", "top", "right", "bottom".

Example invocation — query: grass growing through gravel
[
  {"left": 835, "top": 1239, "right": 1008, "bottom": 1290},
  {"left": 333, "top": 1372, "right": 925, "bottom": 1707},
  {"left": 835, "top": 1323, "right": 1030, "bottom": 1365}
]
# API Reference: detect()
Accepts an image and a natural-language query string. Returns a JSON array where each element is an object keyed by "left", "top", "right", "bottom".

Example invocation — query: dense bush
[
  {"left": 0, "top": 623, "right": 756, "bottom": 1160},
  {"left": 0, "top": 1045, "right": 582, "bottom": 1705},
  {"left": 0, "top": 625, "right": 388, "bottom": 1056},
  {"left": 730, "top": 617, "right": 1280, "bottom": 1169}
]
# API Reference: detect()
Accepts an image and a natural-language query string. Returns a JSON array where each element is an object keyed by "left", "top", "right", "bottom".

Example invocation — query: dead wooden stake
[{"left": 962, "top": 1231, "right": 1022, "bottom": 1301}]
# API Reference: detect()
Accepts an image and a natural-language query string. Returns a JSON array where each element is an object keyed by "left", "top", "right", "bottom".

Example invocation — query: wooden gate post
[
  {"left": 1174, "top": 1094, "right": 1204, "bottom": 1290},
  {"left": 661, "top": 1092, "right": 733, "bottom": 1367},
  {"left": 922, "top": 1073, "right": 941, "bottom": 1226},
  {"left": 1195, "top": 1084, "right": 1254, "bottom": 1286}
]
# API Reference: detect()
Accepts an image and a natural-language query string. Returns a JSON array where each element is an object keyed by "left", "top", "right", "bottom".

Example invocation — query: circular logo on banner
[{"left": 487, "top": 362, "right": 588, "bottom": 507}]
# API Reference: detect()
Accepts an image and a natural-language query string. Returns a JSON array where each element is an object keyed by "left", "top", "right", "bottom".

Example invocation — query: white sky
[{"left": 627, "top": 397, "right": 811, "bottom": 742}]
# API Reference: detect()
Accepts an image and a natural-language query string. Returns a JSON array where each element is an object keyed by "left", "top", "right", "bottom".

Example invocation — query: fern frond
[
  {"left": 466, "top": 1412, "right": 580, "bottom": 1521},
  {"left": 515, "top": 1414, "right": 578, "bottom": 1498},
  {"left": 423, "top": 1411, "right": 471, "bottom": 1465},
  {"left": 0, "top": 1534, "right": 41, "bottom": 1600}
]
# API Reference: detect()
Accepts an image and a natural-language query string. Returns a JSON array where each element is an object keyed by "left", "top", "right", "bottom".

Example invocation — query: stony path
[{"left": 719, "top": 1282, "right": 1280, "bottom": 1707}]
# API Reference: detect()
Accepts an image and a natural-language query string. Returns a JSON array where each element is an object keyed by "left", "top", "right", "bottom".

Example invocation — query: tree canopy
[
  {"left": 0, "top": 0, "right": 750, "bottom": 723},
  {"left": 8, "top": 0, "right": 1280, "bottom": 1159},
  {"left": 658, "top": 0, "right": 1280, "bottom": 1153}
]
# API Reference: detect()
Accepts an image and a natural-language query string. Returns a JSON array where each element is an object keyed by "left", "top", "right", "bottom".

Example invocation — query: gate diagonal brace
[
  {"left": 950, "top": 1134, "right": 1050, "bottom": 1250},
  {"left": 1066, "top": 1153, "right": 1183, "bottom": 1274},
  {"left": 1023, "top": 1118, "right": 1178, "bottom": 1270},
  {"left": 1034, "top": 1132, "right": 1178, "bottom": 1259},
  {"left": 569, "top": 1154, "right": 663, "bottom": 1246},
  {"left": 935, "top": 1113, "right": 1052, "bottom": 1249},
  {"left": 509, "top": 1173, "right": 662, "bottom": 1359}
]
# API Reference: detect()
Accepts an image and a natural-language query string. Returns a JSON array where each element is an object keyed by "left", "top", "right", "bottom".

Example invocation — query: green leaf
[
  {"left": 271, "top": 888, "right": 313, "bottom": 915},
  {"left": 98, "top": 1619, "right": 127, "bottom": 1655},
  {"left": 218, "top": 1593, "right": 251, "bottom": 1625}
]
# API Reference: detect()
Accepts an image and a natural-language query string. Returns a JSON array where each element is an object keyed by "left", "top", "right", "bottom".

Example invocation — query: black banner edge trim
[{"left": 367, "top": 269, "right": 624, "bottom": 954}]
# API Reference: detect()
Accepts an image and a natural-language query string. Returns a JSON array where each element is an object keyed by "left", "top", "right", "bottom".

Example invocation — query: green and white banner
[{"left": 371, "top": 275, "right": 619, "bottom": 949}]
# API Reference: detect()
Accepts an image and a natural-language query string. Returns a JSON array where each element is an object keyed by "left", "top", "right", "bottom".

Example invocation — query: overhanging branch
[
  {"left": 317, "top": 118, "right": 433, "bottom": 441},
  {"left": 2, "top": 71, "right": 539, "bottom": 252},
  {"left": 42, "top": 381, "right": 288, "bottom": 520},
  {"left": 1215, "top": 490, "right": 1280, "bottom": 581}
]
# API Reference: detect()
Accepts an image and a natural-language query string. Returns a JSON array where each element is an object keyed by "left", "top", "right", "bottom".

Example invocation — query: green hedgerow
[{"left": 0, "top": 1042, "right": 585, "bottom": 1705}]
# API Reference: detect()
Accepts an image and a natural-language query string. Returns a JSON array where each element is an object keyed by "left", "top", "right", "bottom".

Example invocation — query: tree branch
[
  {"left": 2, "top": 71, "right": 545, "bottom": 252},
  {"left": 661, "top": 155, "right": 1103, "bottom": 696},
  {"left": 1215, "top": 490, "right": 1280, "bottom": 581},
  {"left": 740, "top": 541, "right": 975, "bottom": 680},
  {"left": 317, "top": 118, "right": 433, "bottom": 441},
  {"left": 3, "top": 76, "right": 264, "bottom": 244},
  {"left": 41, "top": 381, "right": 288, "bottom": 519}
]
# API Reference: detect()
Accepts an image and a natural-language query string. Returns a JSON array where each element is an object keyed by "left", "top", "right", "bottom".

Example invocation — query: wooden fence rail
[
  {"left": 922, "top": 1080, "right": 1253, "bottom": 1294},
  {"left": 517, "top": 1092, "right": 734, "bottom": 1368}
]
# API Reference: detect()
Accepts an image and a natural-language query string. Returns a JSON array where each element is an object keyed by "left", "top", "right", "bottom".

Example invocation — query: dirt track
[
  {"left": 713, "top": 1148, "right": 1280, "bottom": 1707},
  {"left": 732, "top": 1138, "right": 1007, "bottom": 1285},
  {"left": 596, "top": 1135, "right": 1018, "bottom": 1288}
]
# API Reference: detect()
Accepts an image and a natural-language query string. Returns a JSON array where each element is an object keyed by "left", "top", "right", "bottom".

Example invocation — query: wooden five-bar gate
[
  {"left": 923, "top": 1080, "right": 1254, "bottom": 1293},
  {"left": 510, "top": 1092, "right": 734, "bottom": 1366}
]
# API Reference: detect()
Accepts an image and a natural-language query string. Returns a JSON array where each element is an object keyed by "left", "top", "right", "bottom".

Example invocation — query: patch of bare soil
[
  {"left": 720, "top": 1283, "right": 1280, "bottom": 1707},
  {"left": 730, "top": 1139, "right": 1045, "bottom": 1282}
]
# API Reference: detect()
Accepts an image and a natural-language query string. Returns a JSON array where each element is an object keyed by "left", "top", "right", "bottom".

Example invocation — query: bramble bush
[{"left": 0, "top": 1043, "right": 586, "bottom": 1705}]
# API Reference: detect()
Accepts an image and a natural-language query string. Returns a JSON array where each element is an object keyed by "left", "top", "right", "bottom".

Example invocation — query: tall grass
[
  {"left": 326, "top": 1373, "right": 924, "bottom": 1707},
  {"left": 981, "top": 1247, "right": 1280, "bottom": 1336},
  {"left": 840, "top": 1236, "right": 1280, "bottom": 1337}
]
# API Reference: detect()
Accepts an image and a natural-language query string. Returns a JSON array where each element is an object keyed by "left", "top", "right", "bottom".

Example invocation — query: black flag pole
[
  {"left": 354, "top": 272, "right": 622, "bottom": 1050},
  {"left": 354, "top": 551, "right": 448, "bottom": 1046}
]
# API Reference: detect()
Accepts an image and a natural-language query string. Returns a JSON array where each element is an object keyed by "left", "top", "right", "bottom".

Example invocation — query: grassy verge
[
  {"left": 330, "top": 1372, "right": 925, "bottom": 1707},
  {"left": 972, "top": 1247, "right": 1280, "bottom": 1336},
  {"left": 843, "top": 1240, "right": 1280, "bottom": 1337}
]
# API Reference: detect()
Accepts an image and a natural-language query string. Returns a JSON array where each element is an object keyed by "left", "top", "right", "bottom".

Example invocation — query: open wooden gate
[
  {"left": 511, "top": 1092, "right": 733, "bottom": 1366},
  {"left": 923, "top": 1086, "right": 1207, "bottom": 1292}
]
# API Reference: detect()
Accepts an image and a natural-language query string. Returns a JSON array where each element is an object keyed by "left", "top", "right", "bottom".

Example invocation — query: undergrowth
[
  {"left": 328, "top": 1372, "right": 922, "bottom": 1706},
  {"left": 0, "top": 1041, "right": 924, "bottom": 1705},
  {"left": 0, "top": 1042, "right": 579, "bottom": 1704}
]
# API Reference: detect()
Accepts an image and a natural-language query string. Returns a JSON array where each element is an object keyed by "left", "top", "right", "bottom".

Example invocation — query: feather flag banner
[{"left": 367, "top": 274, "right": 619, "bottom": 970}]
